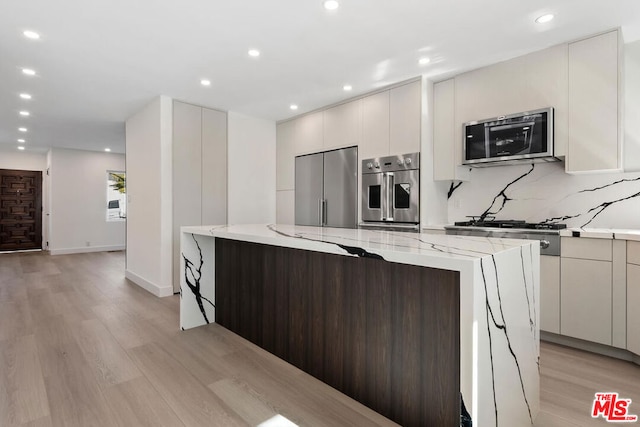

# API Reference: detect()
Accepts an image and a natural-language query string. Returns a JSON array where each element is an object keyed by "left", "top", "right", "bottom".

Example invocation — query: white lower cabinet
[
  {"left": 628, "top": 241, "right": 640, "bottom": 356},
  {"left": 540, "top": 255, "right": 560, "bottom": 334},
  {"left": 560, "top": 237, "right": 613, "bottom": 346}
]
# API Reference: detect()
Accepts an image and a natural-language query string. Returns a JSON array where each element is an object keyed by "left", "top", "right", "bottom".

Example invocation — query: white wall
[
  {"left": 0, "top": 147, "right": 47, "bottom": 171},
  {"left": 125, "top": 96, "right": 173, "bottom": 297},
  {"left": 48, "top": 147, "right": 125, "bottom": 254},
  {"left": 227, "top": 112, "right": 276, "bottom": 224}
]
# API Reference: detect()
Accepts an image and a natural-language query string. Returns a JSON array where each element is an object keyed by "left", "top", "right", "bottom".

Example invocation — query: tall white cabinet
[{"left": 172, "top": 101, "right": 227, "bottom": 292}]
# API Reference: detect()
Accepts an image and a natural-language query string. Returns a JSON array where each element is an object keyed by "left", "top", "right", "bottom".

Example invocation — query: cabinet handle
[{"left": 540, "top": 240, "right": 550, "bottom": 249}]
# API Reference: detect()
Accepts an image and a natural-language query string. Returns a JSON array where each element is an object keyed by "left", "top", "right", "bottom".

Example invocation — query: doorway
[{"left": 0, "top": 169, "right": 43, "bottom": 251}]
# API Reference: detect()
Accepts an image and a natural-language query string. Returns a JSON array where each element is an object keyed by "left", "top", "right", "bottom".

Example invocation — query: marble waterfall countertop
[
  {"left": 180, "top": 224, "right": 540, "bottom": 426},
  {"left": 559, "top": 227, "right": 640, "bottom": 241}
]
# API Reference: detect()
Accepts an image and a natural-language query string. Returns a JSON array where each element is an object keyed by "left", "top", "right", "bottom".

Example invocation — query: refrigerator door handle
[
  {"left": 318, "top": 199, "right": 323, "bottom": 226},
  {"left": 322, "top": 199, "right": 327, "bottom": 226}
]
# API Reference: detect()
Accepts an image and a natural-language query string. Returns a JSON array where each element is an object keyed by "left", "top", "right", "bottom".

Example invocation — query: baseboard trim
[
  {"left": 50, "top": 245, "right": 125, "bottom": 255},
  {"left": 541, "top": 331, "right": 639, "bottom": 365},
  {"left": 125, "top": 269, "right": 173, "bottom": 298}
]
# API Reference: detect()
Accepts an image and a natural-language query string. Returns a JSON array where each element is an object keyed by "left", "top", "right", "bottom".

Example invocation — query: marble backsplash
[{"left": 447, "top": 162, "right": 640, "bottom": 229}]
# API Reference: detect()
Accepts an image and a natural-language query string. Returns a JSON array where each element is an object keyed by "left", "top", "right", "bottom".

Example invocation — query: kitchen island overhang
[{"left": 180, "top": 224, "right": 540, "bottom": 427}]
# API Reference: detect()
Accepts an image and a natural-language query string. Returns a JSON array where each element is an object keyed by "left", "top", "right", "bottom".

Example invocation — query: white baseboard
[
  {"left": 125, "top": 269, "right": 174, "bottom": 297},
  {"left": 49, "top": 245, "right": 126, "bottom": 255}
]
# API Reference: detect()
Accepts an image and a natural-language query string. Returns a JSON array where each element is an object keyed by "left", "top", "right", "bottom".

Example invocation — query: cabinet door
[
  {"left": 361, "top": 91, "right": 390, "bottom": 159},
  {"left": 277, "top": 120, "right": 296, "bottom": 191},
  {"left": 433, "top": 79, "right": 456, "bottom": 180},
  {"left": 173, "top": 101, "right": 203, "bottom": 292},
  {"left": 628, "top": 264, "right": 640, "bottom": 355},
  {"left": 295, "top": 112, "right": 324, "bottom": 155},
  {"left": 540, "top": 255, "right": 560, "bottom": 334},
  {"left": 323, "top": 100, "right": 361, "bottom": 150},
  {"left": 561, "top": 258, "right": 612, "bottom": 345},
  {"left": 390, "top": 80, "right": 421, "bottom": 154},
  {"left": 567, "top": 30, "right": 620, "bottom": 172},
  {"left": 201, "top": 107, "right": 227, "bottom": 226}
]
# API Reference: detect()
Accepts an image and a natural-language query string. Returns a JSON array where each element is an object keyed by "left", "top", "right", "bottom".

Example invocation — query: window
[{"left": 107, "top": 171, "right": 126, "bottom": 221}]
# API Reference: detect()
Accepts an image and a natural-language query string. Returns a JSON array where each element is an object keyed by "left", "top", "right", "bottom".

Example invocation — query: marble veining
[
  {"left": 449, "top": 161, "right": 640, "bottom": 230},
  {"left": 480, "top": 254, "right": 534, "bottom": 425},
  {"left": 182, "top": 234, "right": 215, "bottom": 324}
]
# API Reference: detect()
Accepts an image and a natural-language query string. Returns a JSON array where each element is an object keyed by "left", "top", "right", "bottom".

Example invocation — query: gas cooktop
[{"left": 453, "top": 218, "right": 567, "bottom": 230}]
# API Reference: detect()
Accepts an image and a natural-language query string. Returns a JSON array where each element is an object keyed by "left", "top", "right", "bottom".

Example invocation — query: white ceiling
[{"left": 1, "top": 0, "right": 640, "bottom": 155}]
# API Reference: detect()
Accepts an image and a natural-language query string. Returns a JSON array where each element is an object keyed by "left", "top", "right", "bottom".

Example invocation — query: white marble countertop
[
  {"left": 559, "top": 228, "right": 640, "bottom": 241},
  {"left": 181, "top": 223, "right": 536, "bottom": 272}
]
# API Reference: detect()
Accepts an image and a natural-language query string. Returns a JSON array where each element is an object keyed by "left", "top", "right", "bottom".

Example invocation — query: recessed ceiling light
[
  {"left": 248, "top": 49, "right": 260, "bottom": 57},
  {"left": 201, "top": 79, "right": 211, "bottom": 86},
  {"left": 323, "top": 0, "right": 339, "bottom": 10},
  {"left": 418, "top": 57, "right": 431, "bottom": 65},
  {"left": 17, "top": 139, "right": 25, "bottom": 143},
  {"left": 290, "top": 104, "right": 299, "bottom": 110},
  {"left": 23, "top": 30, "right": 40, "bottom": 40},
  {"left": 343, "top": 84, "right": 352, "bottom": 91},
  {"left": 105, "top": 148, "right": 111, "bottom": 152},
  {"left": 22, "top": 68, "right": 36, "bottom": 76},
  {"left": 18, "top": 127, "right": 27, "bottom": 132},
  {"left": 17, "top": 146, "right": 25, "bottom": 151},
  {"left": 19, "top": 111, "right": 30, "bottom": 116},
  {"left": 535, "top": 14, "right": 554, "bottom": 24},
  {"left": 19, "top": 93, "right": 32, "bottom": 100}
]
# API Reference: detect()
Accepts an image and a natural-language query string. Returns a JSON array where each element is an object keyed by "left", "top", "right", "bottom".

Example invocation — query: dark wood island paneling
[{"left": 215, "top": 238, "right": 460, "bottom": 427}]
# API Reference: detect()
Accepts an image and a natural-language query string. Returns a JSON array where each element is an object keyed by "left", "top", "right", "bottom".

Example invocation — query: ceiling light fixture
[
  {"left": 418, "top": 57, "right": 431, "bottom": 65},
  {"left": 23, "top": 30, "right": 40, "bottom": 39},
  {"left": 535, "top": 14, "right": 554, "bottom": 24},
  {"left": 201, "top": 79, "right": 211, "bottom": 86},
  {"left": 248, "top": 49, "right": 260, "bottom": 57},
  {"left": 343, "top": 84, "right": 352, "bottom": 91},
  {"left": 17, "top": 139, "right": 25, "bottom": 143},
  {"left": 17, "top": 146, "right": 25, "bottom": 151},
  {"left": 290, "top": 104, "right": 299, "bottom": 110},
  {"left": 18, "top": 127, "right": 27, "bottom": 132},
  {"left": 19, "top": 93, "right": 32, "bottom": 100},
  {"left": 22, "top": 68, "right": 36, "bottom": 76},
  {"left": 323, "top": 0, "right": 339, "bottom": 10},
  {"left": 105, "top": 148, "right": 111, "bottom": 152},
  {"left": 19, "top": 111, "right": 30, "bottom": 116}
]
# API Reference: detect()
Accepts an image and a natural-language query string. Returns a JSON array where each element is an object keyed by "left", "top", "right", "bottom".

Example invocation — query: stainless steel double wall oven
[{"left": 361, "top": 152, "right": 420, "bottom": 229}]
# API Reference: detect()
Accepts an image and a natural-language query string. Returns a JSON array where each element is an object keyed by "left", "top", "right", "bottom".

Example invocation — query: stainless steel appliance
[
  {"left": 361, "top": 152, "right": 420, "bottom": 231},
  {"left": 444, "top": 218, "right": 566, "bottom": 256},
  {"left": 295, "top": 146, "right": 357, "bottom": 228},
  {"left": 463, "top": 107, "right": 558, "bottom": 167}
]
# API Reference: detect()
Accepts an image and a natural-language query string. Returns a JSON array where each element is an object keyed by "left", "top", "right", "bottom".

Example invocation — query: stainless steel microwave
[{"left": 463, "top": 107, "right": 557, "bottom": 166}]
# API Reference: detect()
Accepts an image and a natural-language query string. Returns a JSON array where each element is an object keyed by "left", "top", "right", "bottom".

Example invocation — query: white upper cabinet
[
  {"left": 294, "top": 111, "right": 324, "bottom": 155},
  {"left": 567, "top": 30, "right": 621, "bottom": 173},
  {"left": 390, "top": 80, "right": 421, "bottom": 155},
  {"left": 433, "top": 79, "right": 470, "bottom": 181},
  {"left": 323, "top": 99, "right": 361, "bottom": 150},
  {"left": 361, "top": 90, "right": 390, "bottom": 160}
]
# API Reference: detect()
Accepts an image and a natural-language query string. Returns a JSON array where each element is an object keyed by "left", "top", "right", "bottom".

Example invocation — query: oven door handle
[{"left": 384, "top": 172, "right": 394, "bottom": 221}]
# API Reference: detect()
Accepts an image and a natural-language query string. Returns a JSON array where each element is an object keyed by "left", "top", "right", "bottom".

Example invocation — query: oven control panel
[{"left": 362, "top": 152, "right": 420, "bottom": 174}]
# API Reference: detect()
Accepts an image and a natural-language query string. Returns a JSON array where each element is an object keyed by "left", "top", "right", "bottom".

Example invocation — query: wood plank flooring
[{"left": 1, "top": 250, "right": 639, "bottom": 426}]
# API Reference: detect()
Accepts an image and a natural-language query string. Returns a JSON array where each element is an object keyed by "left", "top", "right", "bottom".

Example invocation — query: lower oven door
[
  {"left": 361, "top": 173, "right": 384, "bottom": 222},
  {"left": 390, "top": 170, "right": 419, "bottom": 223}
]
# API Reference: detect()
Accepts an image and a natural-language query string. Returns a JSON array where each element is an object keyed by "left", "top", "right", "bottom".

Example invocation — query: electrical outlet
[{"left": 86, "top": 241, "right": 91, "bottom": 247}]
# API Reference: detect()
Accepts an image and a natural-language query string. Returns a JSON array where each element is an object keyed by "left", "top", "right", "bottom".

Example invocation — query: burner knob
[
  {"left": 366, "top": 162, "right": 373, "bottom": 169},
  {"left": 374, "top": 162, "right": 380, "bottom": 169},
  {"left": 405, "top": 158, "right": 412, "bottom": 166},
  {"left": 397, "top": 159, "right": 404, "bottom": 166},
  {"left": 540, "top": 240, "right": 550, "bottom": 249}
]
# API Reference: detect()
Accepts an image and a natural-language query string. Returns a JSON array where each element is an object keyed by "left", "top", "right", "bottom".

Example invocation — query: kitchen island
[{"left": 180, "top": 224, "right": 540, "bottom": 426}]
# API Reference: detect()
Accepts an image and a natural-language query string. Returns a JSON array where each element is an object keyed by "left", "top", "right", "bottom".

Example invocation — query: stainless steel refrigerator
[{"left": 295, "top": 146, "right": 357, "bottom": 228}]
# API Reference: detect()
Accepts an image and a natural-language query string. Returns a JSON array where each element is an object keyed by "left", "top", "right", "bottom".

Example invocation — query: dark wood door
[{"left": 0, "top": 169, "right": 43, "bottom": 251}]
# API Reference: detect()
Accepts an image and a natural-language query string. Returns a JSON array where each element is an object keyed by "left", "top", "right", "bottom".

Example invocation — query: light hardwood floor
[{"left": 0, "top": 251, "right": 638, "bottom": 426}]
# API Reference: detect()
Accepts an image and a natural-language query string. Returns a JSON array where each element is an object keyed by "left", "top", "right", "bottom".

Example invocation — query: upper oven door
[
  {"left": 390, "top": 169, "right": 419, "bottom": 223},
  {"left": 361, "top": 173, "right": 384, "bottom": 222}
]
